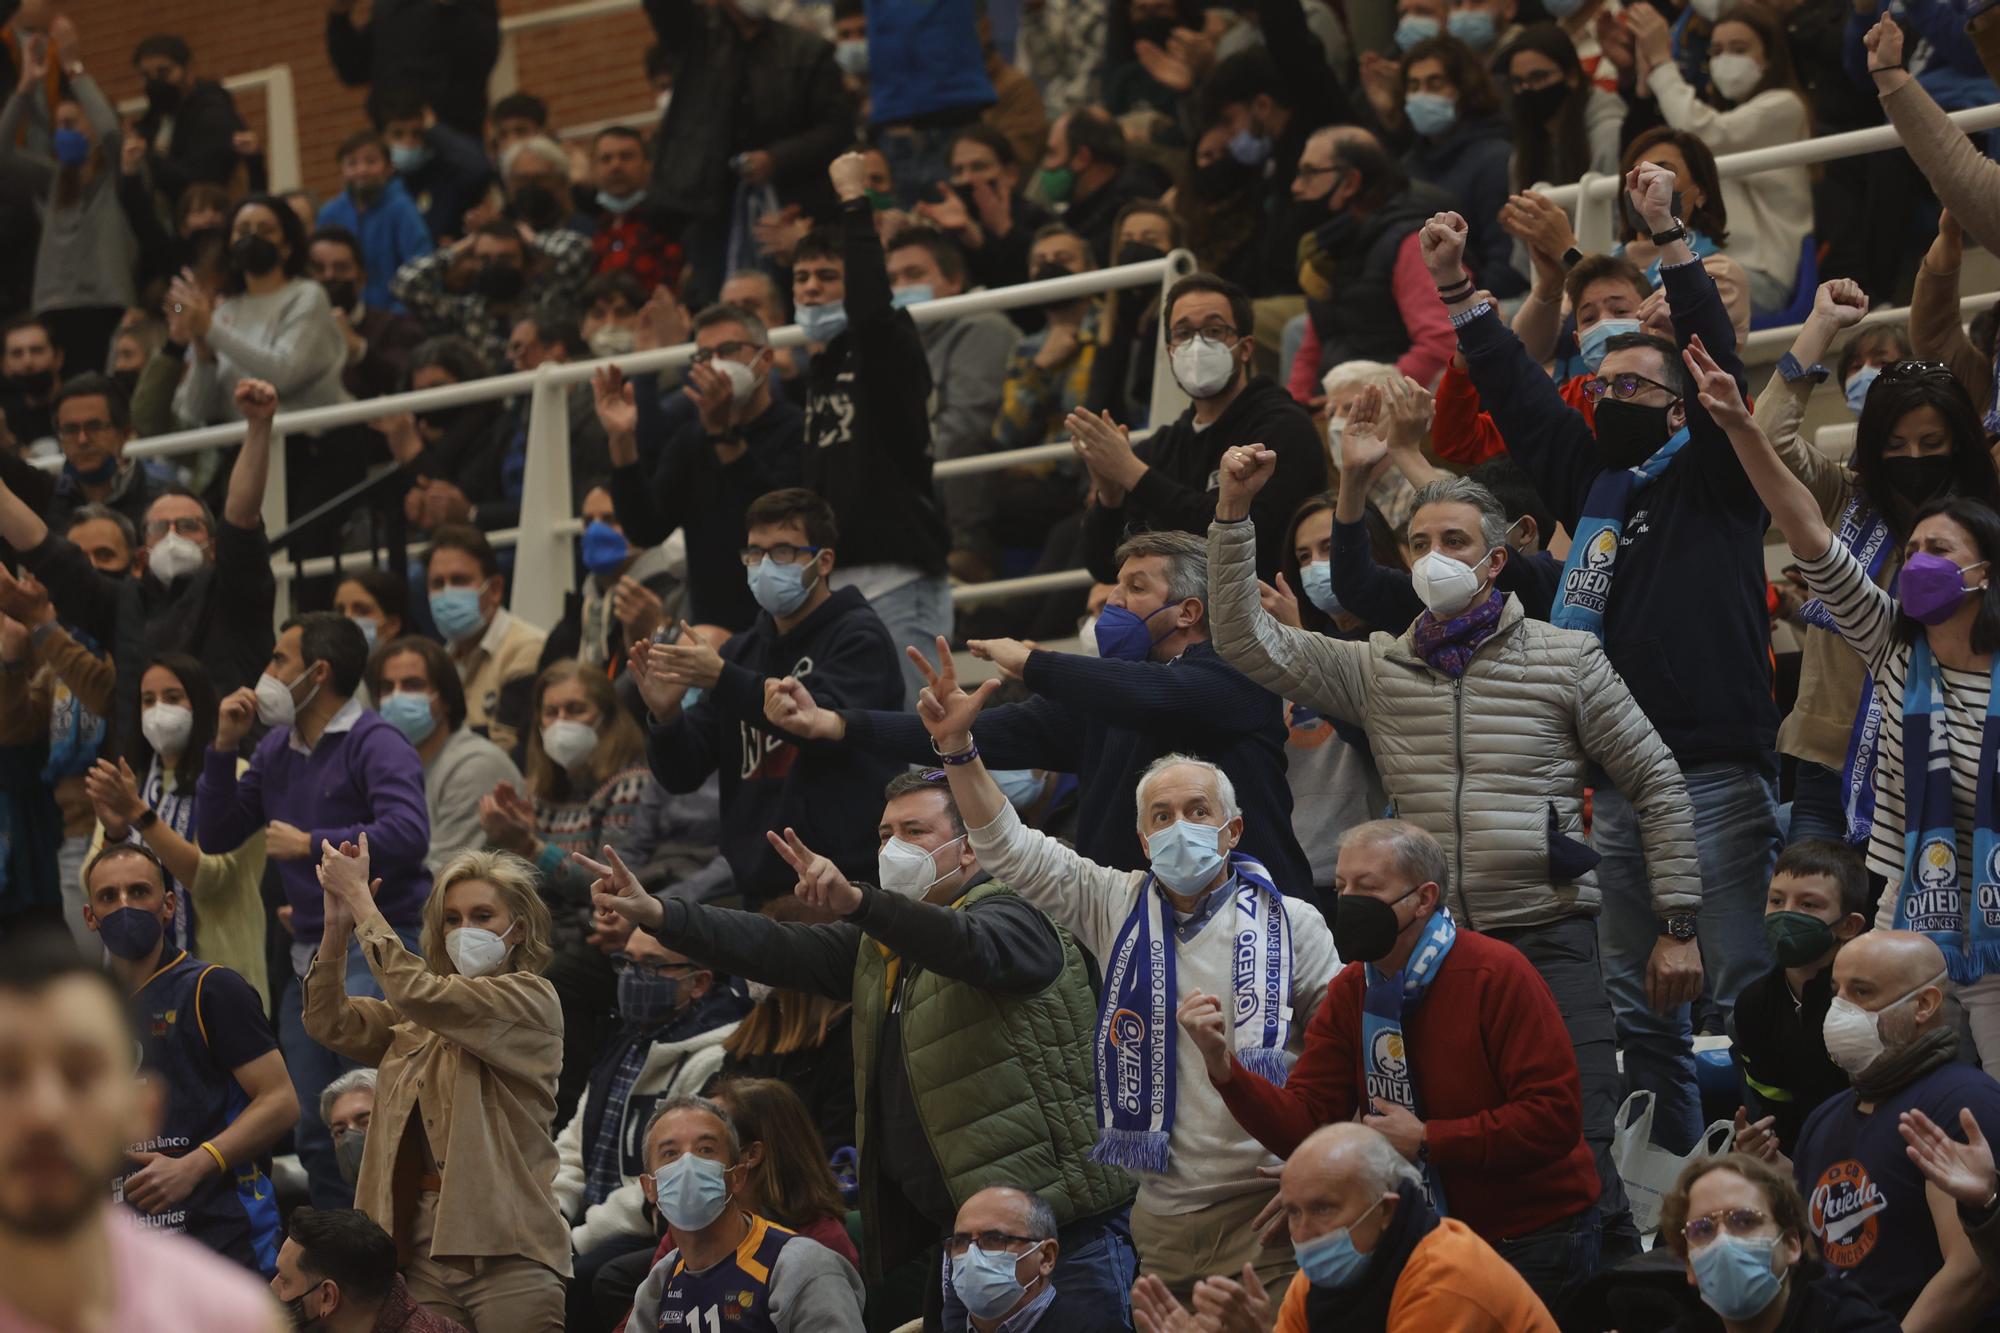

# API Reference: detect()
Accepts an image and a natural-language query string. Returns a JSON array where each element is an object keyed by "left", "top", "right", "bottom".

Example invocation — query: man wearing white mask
[
  {"left": 1791, "top": 930, "right": 2000, "bottom": 1326},
  {"left": 1208, "top": 455, "right": 1703, "bottom": 1258},
  {"left": 878, "top": 641, "right": 1339, "bottom": 1308},
  {"left": 584, "top": 766, "right": 1138, "bottom": 1332},
  {"left": 196, "top": 610, "right": 430, "bottom": 1211},
  {"left": 1071, "top": 273, "right": 1326, "bottom": 585},
  {"left": 625, "top": 1096, "right": 864, "bottom": 1332}
]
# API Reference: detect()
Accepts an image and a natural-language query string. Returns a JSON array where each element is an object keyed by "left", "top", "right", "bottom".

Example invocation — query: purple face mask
[{"left": 1901, "top": 551, "right": 1989, "bottom": 625}]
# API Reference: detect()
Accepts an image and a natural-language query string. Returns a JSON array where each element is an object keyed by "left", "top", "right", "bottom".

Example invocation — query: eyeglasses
[
  {"left": 691, "top": 341, "right": 761, "bottom": 365},
  {"left": 143, "top": 516, "right": 209, "bottom": 540},
  {"left": 1294, "top": 162, "right": 1344, "bottom": 183},
  {"left": 738, "top": 543, "right": 822, "bottom": 567},
  {"left": 57, "top": 420, "right": 116, "bottom": 440},
  {"left": 1682, "top": 1207, "right": 1772, "bottom": 1247},
  {"left": 1166, "top": 322, "right": 1240, "bottom": 351},
  {"left": 943, "top": 1230, "right": 1041, "bottom": 1259},
  {"left": 610, "top": 955, "right": 695, "bottom": 979},
  {"left": 1581, "top": 372, "right": 1681, "bottom": 404}
]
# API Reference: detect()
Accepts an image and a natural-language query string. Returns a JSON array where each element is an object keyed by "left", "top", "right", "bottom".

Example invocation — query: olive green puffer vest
[{"left": 849, "top": 880, "right": 1133, "bottom": 1279}]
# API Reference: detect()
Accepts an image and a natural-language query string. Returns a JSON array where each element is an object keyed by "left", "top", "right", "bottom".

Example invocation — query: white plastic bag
[{"left": 1612, "top": 1089, "right": 1736, "bottom": 1234}]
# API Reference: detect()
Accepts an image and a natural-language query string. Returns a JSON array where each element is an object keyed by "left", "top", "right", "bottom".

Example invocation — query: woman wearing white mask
[
  {"left": 83, "top": 652, "right": 270, "bottom": 1002},
  {"left": 1631, "top": 2, "right": 1811, "bottom": 316},
  {"left": 305, "top": 837, "right": 568, "bottom": 1331}
]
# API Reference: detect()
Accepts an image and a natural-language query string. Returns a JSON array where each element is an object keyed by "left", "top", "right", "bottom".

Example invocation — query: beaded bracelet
[{"left": 931, "top": 735, "right": 980, "bottom": 765}]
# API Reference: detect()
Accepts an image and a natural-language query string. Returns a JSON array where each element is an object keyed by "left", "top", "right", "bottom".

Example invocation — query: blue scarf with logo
[
  {"left": 1551, "top": 428, "right": 1690, "bottom": 641},
  {"left": 1892, "top": 640, "right": 2000, "bottom": 985},
  {"left": 1091, "top": 854, "right": 1293, "bottom": 1174},
  {"left": 1361, "top": 906, "right": 1458, "bottom": 1212},
  {"left": 1797, "top": 491, "right": 1897, "bottom": 844}
]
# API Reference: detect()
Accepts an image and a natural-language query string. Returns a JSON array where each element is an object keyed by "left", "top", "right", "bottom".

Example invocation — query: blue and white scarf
[
  {"left": 138, "top": 758, "right": 198, "bottom": 953},
  {"left": 1361, "top": 906, "right": 1459, "bottom": 1211},
  {"left": 1892, "top": 640, "right": 2000, "bottom": 985},
  {"left": 1090, "top": 854, "right": 1293, "bottom": 1174},
  {"left": 1797, "top": 492, "right": 1898, "bottom": 845},
  {"left": 1551, "top": 428, "right": 1690, "bottom": 641},
  {"left": 41, "top": 625, "right": 108, "bottom": 781}
]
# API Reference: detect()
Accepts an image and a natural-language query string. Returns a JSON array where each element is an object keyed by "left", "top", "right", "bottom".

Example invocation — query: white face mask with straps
[{"left": 1408, "top": 547, "right": 1498, "bottom": 618}]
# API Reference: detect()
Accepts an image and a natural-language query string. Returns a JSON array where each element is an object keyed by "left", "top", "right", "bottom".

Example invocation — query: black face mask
[
  {"left": 1880, "top": 453, "right": 1956, "bottom": 510},
  {"left": 1, "top": 369, "right": 54, "bottom": 399},
  {"left": 1029, "top": 260, "right": 1074, "bottom": 285},
  {"left": 416, "top": 404, "right": 466, "bottom": 434},
  {"left": 111, "top": 368, "right": 141, "bottom": 399},
  {"left": 1115, "top": 240, "right": 1166, "bottom": 268},
  {"left": 1131, "top": 16, "right": 1177, "bottom": 47},
  {"left": 1593, "top": 398, "right": 1679, "bottom": 470},
  {"left": 229, "top": 234, "right": 282, "bottom": 277},
  {"left": 511, "top": 183, "right": 566, "bottom": 233},
  {"left": 144, "top": 77, "right": 182, "bottom": 115},
  {"left": 1332, "top": 887, "right": 1420, "bottom": 964},
  {"left": 321, "top": 278, "right": 360, "bottom": 313},
  {"left": 1514, "top": 83, "right": 1569, "bottom": 126},
  {"left": 474, "top": 264, "right": 527, "bottom": 303}
]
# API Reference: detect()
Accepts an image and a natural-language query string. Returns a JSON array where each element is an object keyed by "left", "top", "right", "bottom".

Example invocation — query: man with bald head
[
  {"left": 1792, "top": 930, "right": 2000, "bottom": 1324},
  {"left": 941, "top": 1186, "right": 1066, "bottom": 1331}
]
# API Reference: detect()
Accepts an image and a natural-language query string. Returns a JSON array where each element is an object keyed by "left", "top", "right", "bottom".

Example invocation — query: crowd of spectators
[{"left": 12, "top": 0, "right": 2000, "bottom": 1331}]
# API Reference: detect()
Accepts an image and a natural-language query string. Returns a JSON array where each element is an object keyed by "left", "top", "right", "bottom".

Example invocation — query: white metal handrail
[{"left": 114, "top": 64, "right": 301, "bottom": 195}]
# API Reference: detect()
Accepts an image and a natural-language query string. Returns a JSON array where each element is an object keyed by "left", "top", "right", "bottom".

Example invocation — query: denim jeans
[
  {"left": 1594, "top": 760, "right": 1778, "bottom": 1154},
  {"left": 856, "top": 571, "right": 956, "bottom": 708},
  {"left": 279, "top": 923, "right": 422, "bottom": 1209},
  {"left": 1787, "top": 760, "right": 1848, "bottom": 845},
  {"left": 940, "top": 1209, "right": 1137, "bottom": 1333},
  {"left": 1495, "top": 1205, "right": 1603, "bottom": 1321}
]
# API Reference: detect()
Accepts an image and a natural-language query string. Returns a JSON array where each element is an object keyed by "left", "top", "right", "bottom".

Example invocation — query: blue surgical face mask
[
  {"left": 1844, "top": 364, "right": 1881, "bottom": 417},
  {"left": 890, "top": 284, "right": 935, "bottom": 310},
  {"left": 1690, "top": 1235, "right": 1784, "bottom": 1321},
  {"left": 390, "top": 142, "right": 431, "bottom": 174},
  {"left": 1447, "top": 9, "right": 1498, "bottom": 49},
  {"left": 951, "top": 1243, "right": 1042, "bottom": 1320},
  {"left": 52, "top": 128, "right": 91, "bottom": 168},
  {"left": 1146, "top": 819, "right": 1229, "bottom": 894},
  {"left": 747, "top": 555, "right": 818, "bottom": 618},
  {"left": 1295, "top": 1224, "right": 1372, "bottom": 1289},
  {"left": 653, "top": 1152, "right": 732, "bottom": 1232},
  {"left": 1299, "top": 560, "right": 1343, "bottom": 616},
  {"left": 991, "top": 768, "right": 1046, "bottom": 810},
  {"left": 1395, "top": 14, "right": 1442, "bottom": 50},
  {"left": 1227, "top": 127, "right": 1272, "bottom": 167},
  {"left": 349, "top": 615, "right": 380, "bottom": 651},
  {"left": 581, "top": 519, "right": 631, "bottom": 576},
  {"left": 596, "top": 189, "right": 645, "bottom": 215},
  {"left": 797, "top": 301, "right": 849, "bottom": 342},
  {"left": 1088, "top": 602, "right": 1172, "bottom": 661},
  {"left": 429, "top": 586, "right": 487, "bottom": 642},
  {"left": 1403, "top": 92, "right": 1459, "bottom": 137},
  {"left": 1577, "top": 317, "right": 1642, "bottom": 373},
  {"left": 379, "top": 691, "right": 438, "bottom": 746}
]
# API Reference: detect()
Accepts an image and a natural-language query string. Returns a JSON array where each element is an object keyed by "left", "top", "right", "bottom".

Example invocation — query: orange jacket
[{"left": 1274, "top": 1217, "right": 1560, "bottom": 1333}]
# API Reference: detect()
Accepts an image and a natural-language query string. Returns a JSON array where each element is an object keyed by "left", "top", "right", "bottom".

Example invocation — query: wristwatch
[
  {"left": 1649, "top": 218, "right": 1689, "bottom": 248},
  {"left": 135, "top": 809, "right": 160, "bottom": 833},
  {"left": 1660, "top": 913, "right": 1698, "bottom": 942}
]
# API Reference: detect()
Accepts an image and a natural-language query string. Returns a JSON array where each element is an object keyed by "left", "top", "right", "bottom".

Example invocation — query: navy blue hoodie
[{"left": 647, "top": 585, "right": 905, "bottom": 903}]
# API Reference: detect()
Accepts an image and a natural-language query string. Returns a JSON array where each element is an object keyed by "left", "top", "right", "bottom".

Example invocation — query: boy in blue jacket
[{"left": 315, "top": 130, "right": 433, "bottom": 313}]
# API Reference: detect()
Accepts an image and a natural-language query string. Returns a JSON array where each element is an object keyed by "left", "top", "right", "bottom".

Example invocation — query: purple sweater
[{"left": 196, "top": 708, "right": 432, "bottom": 941}]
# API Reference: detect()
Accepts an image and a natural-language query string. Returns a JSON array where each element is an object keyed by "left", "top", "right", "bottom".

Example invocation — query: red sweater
[{"left": 1217, "top": 929, "right": 1599, "bottom": 1243}]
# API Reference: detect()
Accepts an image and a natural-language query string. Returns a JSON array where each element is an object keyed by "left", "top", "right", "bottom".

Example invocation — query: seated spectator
[
  {"left": 1078, "top": 199, "right": 1180, "bottom": 429},
  {"left": 364, "top": 634, "right": 522, "bottom": 874},
  {"left": 1287, "top": 127, "right": 1457, "bottom": 404},
  {"left": 270, "top": 1205, "right": 468, "bottom": 1333},
  {"left": 109, "top": 317, "right": 164, "bottom": 401},
  {"left": 1, "top": 314, "right": 63, "bottom": 448},
  {"left": 1078, "top": 273, "right": 1327, "bottom": 585},
  {"left": 622, "top": 1096, "right": 865, "bottom": 1331},
  {"left": 1500, "top": 24, "right": 1622, "bottom": 191},
  {"left": 1836, "top": 323, "right": 1914, "bottom": 420},
  {"left": 333, "top": 571, "right": 408, "bottom": 656},
  {"left": 1632, "top": 3, "right": 1811, "bottom": 315},
  {"left": 582, "top": 126, "right": 682, "bottom": 294},
  {"left": 83, "top": 652, "right": 269, "bottom": 1002},
  {"left": 717, "top": 268, "right": 804, "bottom": 393},
  {"left": 319, "top": 1068, "right": 375, "bottom": 1187},
  {"left": 1202, "top": 820, "right": 1602, "bottom": 1308},
  {"left": 487, "top": 90, "right": 548, "bottom": 163},
  {"left": 392, "top": 217, "right": 592, "bottom": 371},
  {"left": 373, "top": 84, "right": 495, "bottom": 243},
  {"left": 130, "top": 34, "right": 247, "bottom": 200},
  {"left": 0, "top": 36, "right": 133, "bottom": 376},
  {"left": 423, "top": 524, "right": 548, "bottom": 754},
  {"left": 771, "top": 528, "right": 1315, "bottom": 890},
  {"left": 582, "top": 270, "right": 649, "bottom": 358},
  {"left": 85, "top": 843, "right": 296, "bottom": 1274},
  {"left": 1398, "top": 37, "right": 1522, "bottom": 299},
  {"left": 306, "top": 842, "right": 568, "bottom": 1327},
  {"left": 497, "top": 135, "right": 588, "bottom": 236},
  {"left": 556, "top": 928, "right": 742, "bottom": 1328},
  {"left": 915, "top": 123, "right": 1052, "bottom": 293},
  {"left": 715, "top": 898, "right": 857, "bottom": 1156},
  {"left": 884, "top": 226, "right": 1017, "bottom": 580},
  {"left": 315, "top": 131, "right": 434, "bottom": 314},
  {"left": 45, "top": 375, "right": 155, "bottom": 534},
  {"left": 707, "top": 1077, "right": 858, "bottom": 1264},
  {"left": 480, "top": 305, "right": 613, "bottom": 531},
  {"left": 1038, "top": 107, "right": 1147, "bottom": 264},
  {"left": 543, "top": 483, "right": 682, "bottom": 697},
  {"left": 171, "top": 196, "right": 349, "bottom": 424},
  {"left": 380, "top": 337, "right": 511, "bottom": 534},
  {"left": 939, "top": 1186, "right": 1069, "bottom": 1329},
  {"left": 0, "top": 379, "right": 278, "bottom": 752},
  {"left": 599, "top": 301, "right": 803, "bottom": 631}
]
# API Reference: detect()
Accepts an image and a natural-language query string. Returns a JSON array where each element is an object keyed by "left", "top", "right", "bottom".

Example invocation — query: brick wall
[{"left": 63, "top": 0, "right": 659, "bottom": 204}]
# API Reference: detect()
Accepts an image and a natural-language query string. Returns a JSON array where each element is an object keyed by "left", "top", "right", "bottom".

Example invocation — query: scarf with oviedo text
[
  {"left": 1892, "top": 638, "right": 2000, "bottom": 985},
  {"left": 1361, "top": 907, "right": 1458, "bottom": 1213},
  {"left": 1090, "top": 854, "right": 1293, "bottom": 1174},
  {"left": 1797, "top": 491, "right": 1897, "bottom": 845},
  {"left": 1551, "top": 428, "right": 1690, "bottom": 641}
]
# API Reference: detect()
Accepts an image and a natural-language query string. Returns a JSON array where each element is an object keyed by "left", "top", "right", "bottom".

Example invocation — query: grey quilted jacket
[{"left": 1208, "top": 518, "right": 1701, "bottom": 931}]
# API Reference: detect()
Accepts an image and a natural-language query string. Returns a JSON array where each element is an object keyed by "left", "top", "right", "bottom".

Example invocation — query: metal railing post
[
  {"left": 1572, "top": 171, "right": 1616, "bottom": 256},
  {"left": 264, "top": 429, "right": 292, "bottom": 621},
  {"left": 1147, "top": 248, "right": 1197, "bottom": 429},
  {"left": 261, "top": 66, "right": 301, "bottom": 194},
  {"left": 509, "top": 367, "right": 575, "bottom": 630}
]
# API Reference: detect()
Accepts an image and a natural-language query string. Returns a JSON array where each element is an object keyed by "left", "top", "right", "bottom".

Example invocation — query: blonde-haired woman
[{"left": 305, "top": 836, "right": 569, "bottom": 1331}]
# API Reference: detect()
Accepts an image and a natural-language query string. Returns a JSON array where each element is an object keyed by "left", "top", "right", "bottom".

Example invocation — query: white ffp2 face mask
[
  {"left": 1408, "top": 548, "right": 1495, "bottom": 618},
  {"left": 149, "top": 531, "right": 206, "bottom": 582},
  {"left": 877, "top": 834, "right": 963, "bottom": 898},
  {"left": 447, "top": 925, "right": 514, "bottom": 977},
  {"left": 1170, "top": 339, "right": 1237, "bottom": 399},
  {"left": 1708, "top": 53, "right": 1764, "bottom": 103},
  {"left": 1821, "top": 971, "right": 1944, "bottom": 1074},
  {"left": 141, "top": 703, "right": 194, "bottom": 757}
]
